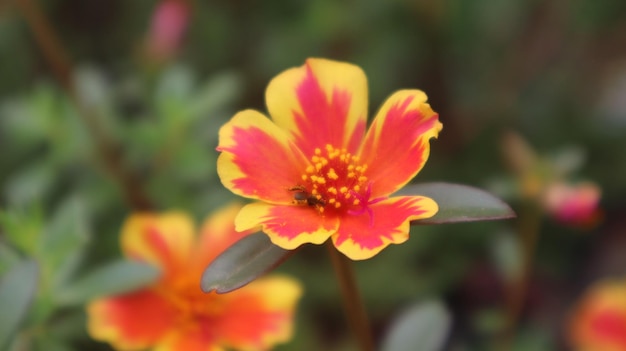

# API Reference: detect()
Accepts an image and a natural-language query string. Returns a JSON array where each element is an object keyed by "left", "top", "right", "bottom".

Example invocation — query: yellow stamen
[{"left": 327, "top": 168, "right": 338, "bottom": 180}]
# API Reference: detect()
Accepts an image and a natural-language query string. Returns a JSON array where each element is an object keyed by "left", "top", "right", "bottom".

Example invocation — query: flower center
[{"left": 292, "top": 144, "right": 374, "bottom": 215}]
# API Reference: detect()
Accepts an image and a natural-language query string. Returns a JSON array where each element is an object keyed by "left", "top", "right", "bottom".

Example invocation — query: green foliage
[
  {"left": 201, "top": 232, "right": 292, "bottom": 294},
  {"left": 403, "top": 183, "right": 516, "bottom": 224},
  {"left": 0, "top": 260, "right": 38, "bottom": 350},
  {"left": 380, "top": 300, "right": 451, "bottom": 351},
  {"left": 56, "top": 260, "right": 159, "bottom": 306}
]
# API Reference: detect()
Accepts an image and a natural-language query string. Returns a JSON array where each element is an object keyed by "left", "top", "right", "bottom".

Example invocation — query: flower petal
[
  {"left": 212, "top": 275, "right": 302, "bottom": 350},
  {"left": 332, "top": 196, "right": 438, "bottom": 260},
  {"left": 266, "top": 58, "right": 368, "bottom": 155},
  {"left": 121, "top": 212, "right": 195, "bottom": 278},
  {"left": 569, "top": 280, "right": 626, "bottom": 351},
  {"left": 87, "top": 289, "right": 178, "bottom": 350},
  {"left": 235, "top": 202, "right": 338, "bottom": 250},
  {"left": 153, "top": 327, "right": 222, "bottom": 351},
  {"left": 359, "top": 90, "right": 442, "bottom": 198},
  {"left": 217, "top": 109, "right": 309, "bottom": 204}
]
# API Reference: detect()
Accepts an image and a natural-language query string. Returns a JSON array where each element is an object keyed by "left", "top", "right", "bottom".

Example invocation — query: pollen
[{"left": 295, "top": 144, "right": 370, "bottom": 215}]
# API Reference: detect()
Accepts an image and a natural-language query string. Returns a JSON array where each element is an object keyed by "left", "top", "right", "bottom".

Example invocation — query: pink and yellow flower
[
  {"left": 86, "top": 204, "right": 302, "bottom": 351},
  {"left": 569, "top": 279, "right": 626, "bottom": 351},
  {"left": 542, "top": 181, "right": 602, "bottom": 227},
  {"left": 217, "top": 58, "right": 442, "bottom": 260}
]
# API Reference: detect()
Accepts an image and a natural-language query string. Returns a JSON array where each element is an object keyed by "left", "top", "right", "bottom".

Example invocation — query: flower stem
[
  {"left": 326, "top": 242, "right": 375, "bottom": 351},
  {"left": 500, "top": 202, "right": 542, "bottom": 349}
]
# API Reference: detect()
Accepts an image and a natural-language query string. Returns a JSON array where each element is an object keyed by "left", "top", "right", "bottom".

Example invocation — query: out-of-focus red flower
[
  {"left": 86, "top": 204, "right": 302, "bottom": 351},
  {"left": 216, "top": 58, "right": 442, "bottom": 260},
  {"left": 569, "top": 279, "right": 626, "bottom": 351},
  {"left": 542, "top": 181, "right": 602, "bottom": 227},
  {"left": 144, "top": 0, "right": 189, "bottom": 62}
]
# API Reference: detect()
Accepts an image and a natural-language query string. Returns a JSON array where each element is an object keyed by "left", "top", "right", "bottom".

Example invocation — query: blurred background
[{"left": 1, "top": 0, "right": 626, "bottom": 350}]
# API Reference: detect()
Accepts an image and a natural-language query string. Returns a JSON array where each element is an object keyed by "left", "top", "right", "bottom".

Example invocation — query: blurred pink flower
[
  {"left": 542, "top": 181, "right": 602, "bottom": 227},
  {"left": 87, "top": 204, "right": 302, "bottom": 351},
  {"left": 144, "top": 0, "right": 189, "bottom": 62},
  {"left": 569, "top": 279, "right": 626, "bottom": 351}
]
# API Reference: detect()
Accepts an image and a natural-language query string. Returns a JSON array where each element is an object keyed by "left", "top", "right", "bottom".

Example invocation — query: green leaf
[
  {"left": 0, "top": 260, "right": 39, "bottom": 350},
  {"left": 0, "top": 243, "right": 20, "bottom": 276},
  {"left": 397, "top": 182, "right": 516, "bottom": 224},
  {"left": 155, "top": 65, "right": 194, "bottom": 105},
  {"left": 189, "top": 71, "right": 242, "bottom": 121},
  {"left": 0, "top": 206, "right": 43, "bottom": 255},
  {"left": 201, "top": 233, "right": 294, "bottom": 294},
  {"left": 4, "top": 162, "right": 55, "bottom": 207},
  {"left": 39, "top": 196, "right": 91, "bottom": 290},
  {"left": 55, "top": 260, "right": 160, "bottom": 306},
  {"left": 380, "top": 300, "right": 451, "bottom": 351}
]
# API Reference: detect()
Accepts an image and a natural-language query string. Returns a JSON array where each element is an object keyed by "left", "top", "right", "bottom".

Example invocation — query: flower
[
  {"left": 143, "top": 0, "right": 189, "bottom": 63},
  {"left": 216, "top": 58, "right": 442, "bottom": 260},
  {"left": 568, "top": 279, "right": 626, "bottom": 351},
  {"left": 542, "top": 181, "right": 602, "bottom": 227},
  {"left": 86, "top": 204, "right": 302, "bottom": 351}
]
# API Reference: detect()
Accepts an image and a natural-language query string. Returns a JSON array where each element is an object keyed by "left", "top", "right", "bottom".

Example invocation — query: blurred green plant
[
  {"left": 0, "top": 197, "right": 159, "bottom": 351},
  {"left": 0, "top": 63, "right": 245, "bottom": 350}
]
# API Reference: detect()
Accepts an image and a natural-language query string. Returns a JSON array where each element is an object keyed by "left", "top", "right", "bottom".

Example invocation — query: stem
[
  {"left": 500, "top": 202, "right": 542, "bottom": 349},
  {"left": 15, "top": 0, "right": 152, "bottom": 210},
  {"left": 326, "top": 242, "right": 375, "bottom": 351}
]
